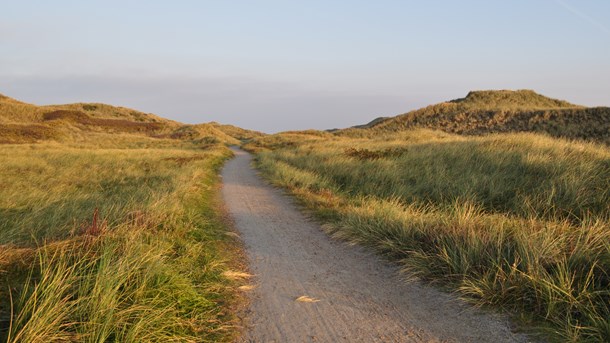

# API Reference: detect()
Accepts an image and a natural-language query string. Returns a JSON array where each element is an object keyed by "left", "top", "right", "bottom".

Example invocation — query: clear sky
[{"left": 2, "top": 0, "right": 609, "bottom": 132}]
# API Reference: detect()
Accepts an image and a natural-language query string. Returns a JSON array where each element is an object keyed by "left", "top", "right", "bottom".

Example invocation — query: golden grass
[
  {"left": 0, "top": 94, "right": 264, "bottom": 146},
  {"left": 338, "top": 90, "right": 610, "bottom": 145},
  {"left": 0, "top": 138, "right": 246, "bottom": 342},
  {"left": 222, "top": 271, "right": 254, "bottom": 280},
  {"left": 0, "top": 94, "right": 172, "bottom": 125},
  {"left": 250, "top": 128, "right": 610, "bottom": 342},
  {"left": 0, "top": 93, "right": 261, "bottom": 341},
  {"left": 237, "top": 285, "right": 256, "bottom": 292}
]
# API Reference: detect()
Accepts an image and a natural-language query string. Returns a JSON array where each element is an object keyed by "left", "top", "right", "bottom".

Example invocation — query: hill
[
  {"left": 342, "top": 90, "right": 610, "bottom": 144},
  {"left": 447, "top": 89, "right": 578, "bottom": 109},
  {"left": 0, "top": 93, "right": 263, "bottom": 144},
  {"left": 351, "top": 116, "right": 390, "bottom": 129}
]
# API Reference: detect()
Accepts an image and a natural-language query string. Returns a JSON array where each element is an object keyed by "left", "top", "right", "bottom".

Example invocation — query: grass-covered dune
[
  {"left": 0, "top": 94, "right": 259, "bottom": 342},
  {"left": 247, "top": 129, "right": 610, "bottom": 341},
  {"left": 340, "top": 90, "right": 610, "bottom": 144},
  {"left": 0, "top": 94, "right": 264, "bottom": 145}
]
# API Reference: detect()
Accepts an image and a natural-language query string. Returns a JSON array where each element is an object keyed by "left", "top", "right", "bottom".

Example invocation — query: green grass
[
  {"left": 0, "top": 140, "right": 245, "bottom": 342},
  {"left": 249, "top": 129, "right": 610, "bottom": 342}
]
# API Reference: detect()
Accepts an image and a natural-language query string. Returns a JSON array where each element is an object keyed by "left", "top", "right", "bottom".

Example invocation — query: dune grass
[
  {"left": 341, "top": 90, "right": 610, "bottom": 145},
  {"left": 0, "top": 94, "right": 263, "bottom": 146},
  {"left": 249, "top": 129, "right": 610, "bottom": 342},
  {"left": 0, "top": 140, "right": 244, "bottom": 342}
]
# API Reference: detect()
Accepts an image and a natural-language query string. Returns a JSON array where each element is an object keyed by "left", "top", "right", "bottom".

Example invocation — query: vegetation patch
[
  {"left": 341, "top": 90, "right": 610, "bottom": 145},
  {"left": 250, "top": 129, "right": 610, "bottom": 342},
  {"left": 43, "top": 110, "right": 165, "bottom": 133},
  {"left": 82, "top": 104, "right": 98, "bottom": 111},
  {"left": 0, "top": 124, "right": 61, "bottom": 144},
  {"left": 0, "top": 142, "right": 246, "bottom": 342},
  {"left": 344, "top": 147, "right": 408, "bottom": 160},
  {"left": 0, "top": 92, "right": 269, "bottom": 342},
  {"left": 162, "top": 155, "right": 207, "bottom": 166}
]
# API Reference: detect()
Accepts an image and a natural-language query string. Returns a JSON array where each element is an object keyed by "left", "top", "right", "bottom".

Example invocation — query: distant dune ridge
[
  {"left": 350, "top": 116, "right": 390, "bottom": 129},
  {"left": 2, "top": 90, "right": 609, "bottom": 144},
  {"left": 342, "top": 90, "right": 610, "bottom": 144},
  {"left": 0, "top": 93, "right": 263, "bottom": 144}
]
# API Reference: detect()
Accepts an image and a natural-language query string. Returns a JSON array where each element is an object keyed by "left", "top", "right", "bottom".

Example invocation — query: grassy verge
[
  {"left": 248, "top": 129, "right": 610, "bottom": 342},
  {"left": 0, "top": 140, "right": 244, "bottom": 342}
]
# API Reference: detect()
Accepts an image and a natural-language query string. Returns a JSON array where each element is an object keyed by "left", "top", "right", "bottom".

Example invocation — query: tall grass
[
  {"left": 0, "top": 141, "right": 243, "bottom": 342},
  {"left": 251, "top": 129, "right": 610, "bottom": 341}
]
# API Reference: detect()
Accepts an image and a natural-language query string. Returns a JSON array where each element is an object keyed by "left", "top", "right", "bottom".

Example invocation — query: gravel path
[{"left": 221, "top": 147, "right": 530, "bottom": 343}]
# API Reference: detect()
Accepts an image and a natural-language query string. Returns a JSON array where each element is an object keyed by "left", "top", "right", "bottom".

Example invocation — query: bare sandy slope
[{"left": 222, "top": 148, "right": 531, "bottom": 343}]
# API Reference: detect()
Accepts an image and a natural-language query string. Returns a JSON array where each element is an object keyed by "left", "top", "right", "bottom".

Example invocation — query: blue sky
[{"left": 1, "top": 0, "right": 609, "bottom": 132}]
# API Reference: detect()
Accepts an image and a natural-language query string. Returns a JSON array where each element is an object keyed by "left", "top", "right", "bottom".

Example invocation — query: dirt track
[{"left": 221, "top": 147, "right": 530, "bottom": 343}]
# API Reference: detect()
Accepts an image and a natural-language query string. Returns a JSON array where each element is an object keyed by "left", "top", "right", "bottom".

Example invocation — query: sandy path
[{"left": 221, "top": 148, "right": 530, "bottom": 343}]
